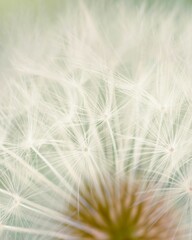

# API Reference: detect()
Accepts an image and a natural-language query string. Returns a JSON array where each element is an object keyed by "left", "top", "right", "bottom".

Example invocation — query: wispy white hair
[{"left": 0, "top": 0, "right": 192, "bottom": 239}]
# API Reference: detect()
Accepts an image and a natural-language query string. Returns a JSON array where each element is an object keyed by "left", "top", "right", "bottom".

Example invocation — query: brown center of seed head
[{"left": 65, "top": 177, "right": 180, "bottom": 240}]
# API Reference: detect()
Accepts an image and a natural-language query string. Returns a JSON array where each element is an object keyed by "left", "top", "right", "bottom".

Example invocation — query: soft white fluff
[{"left": 0, "top": 0, "right": 192, "bottom": 239}]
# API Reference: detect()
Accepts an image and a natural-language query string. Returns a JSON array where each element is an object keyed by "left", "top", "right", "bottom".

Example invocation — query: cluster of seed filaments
[{"left": 67, "top": 178, "right": 178, "bottom": 240}]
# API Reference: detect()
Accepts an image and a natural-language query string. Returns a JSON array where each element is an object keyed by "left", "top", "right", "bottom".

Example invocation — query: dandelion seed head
[{"left": 0, "top": 0, "right": 192, "bottom": 239}]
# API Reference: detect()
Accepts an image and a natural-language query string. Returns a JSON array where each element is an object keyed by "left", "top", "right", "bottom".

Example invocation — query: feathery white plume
[{"left": 0, "top": 0, "right": 192, "bottom": 239}]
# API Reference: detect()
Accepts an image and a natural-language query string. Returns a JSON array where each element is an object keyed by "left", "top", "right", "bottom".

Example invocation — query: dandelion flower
[{"left": 0, "top": 0, "right": 191, "bottom": 239}]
